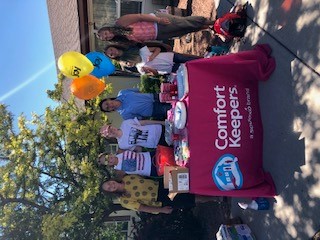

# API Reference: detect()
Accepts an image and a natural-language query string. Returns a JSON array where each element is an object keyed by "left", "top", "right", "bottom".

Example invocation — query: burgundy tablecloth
[{"left": 186, "top": 44, "right": 277, "bottom": 197}]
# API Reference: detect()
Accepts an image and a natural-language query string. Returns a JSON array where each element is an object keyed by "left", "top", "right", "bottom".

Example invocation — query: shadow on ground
[
  {"left": 230, "top": 0, "right": 320, "bottom": 239},
  {"left": 174, "top": 0, "right": 320, "bottom": 238}
]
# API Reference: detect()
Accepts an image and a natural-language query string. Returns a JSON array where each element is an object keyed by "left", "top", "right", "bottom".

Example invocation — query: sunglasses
[{"left": 97, "top": 155, "right": 109, "bottom": 165}]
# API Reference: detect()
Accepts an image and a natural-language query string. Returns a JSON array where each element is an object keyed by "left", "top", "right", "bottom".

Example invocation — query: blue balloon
[{"left": 85, "top": 52, "right": 115, "bottom": 78}]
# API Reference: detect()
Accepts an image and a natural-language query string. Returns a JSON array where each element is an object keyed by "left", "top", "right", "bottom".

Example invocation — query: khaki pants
[{"left": 155, "top": 13, "right": 207, "bottom": 40}]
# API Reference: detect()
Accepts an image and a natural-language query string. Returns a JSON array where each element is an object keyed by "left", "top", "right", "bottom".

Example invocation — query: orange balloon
[{"left": 70, "top": 75, "right": 106, "bottom": 100}]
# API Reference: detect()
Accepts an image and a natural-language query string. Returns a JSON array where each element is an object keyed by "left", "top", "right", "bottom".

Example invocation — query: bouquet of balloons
[{"left": 58, "top": 51, "right": 115, "bottom": 100}]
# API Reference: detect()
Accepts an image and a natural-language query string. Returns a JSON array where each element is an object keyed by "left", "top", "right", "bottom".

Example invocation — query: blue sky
[{"left": 0, "top": 1, "right": 57, "bottom": 122}]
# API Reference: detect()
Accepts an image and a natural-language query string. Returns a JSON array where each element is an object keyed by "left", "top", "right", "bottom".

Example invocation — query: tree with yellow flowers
[{"left": 0, "top": 79, "right": 127, "bottom": 239}]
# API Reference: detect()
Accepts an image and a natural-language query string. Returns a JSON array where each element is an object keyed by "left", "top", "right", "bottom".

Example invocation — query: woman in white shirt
[
  {"left": 100, "top": 118, "right": 168, "bottom": 152},
  {"left": 104, "top": 43, "right": 201, "bottom": 75}
]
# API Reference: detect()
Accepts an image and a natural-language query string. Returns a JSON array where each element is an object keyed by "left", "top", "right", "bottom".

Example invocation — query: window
[
  {"left": 105, "top": 219, "right": 130, "bottom": 239},
  {"left": 115, "top": 0, "right": 144, "bottom": 18},
  {"left": 121, "top": 1, "right": 142, "bottom": 16},
  {"left": 109, "top": 143, "right": 119, "bottom": 154}
]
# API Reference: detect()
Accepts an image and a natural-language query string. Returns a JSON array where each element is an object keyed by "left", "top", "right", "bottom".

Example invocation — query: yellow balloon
[
  {"left": 70, "top": 75, "right": 106, "bottom": 100},
  {"left": 58, "top": 51, "right": 94, "bottom": 79}
]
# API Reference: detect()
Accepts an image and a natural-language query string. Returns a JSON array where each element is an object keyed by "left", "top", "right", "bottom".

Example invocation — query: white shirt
[
  {"left": 136, "top": 46, "right": 175, "bottom": 75},
  {"left": 117, "top": 118, "right": 162, "bottom": 150}
]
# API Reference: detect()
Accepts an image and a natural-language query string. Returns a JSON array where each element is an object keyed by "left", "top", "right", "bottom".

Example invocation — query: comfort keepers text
[{"left": 213, "top": 85, "right": 243, "bottom": 150}]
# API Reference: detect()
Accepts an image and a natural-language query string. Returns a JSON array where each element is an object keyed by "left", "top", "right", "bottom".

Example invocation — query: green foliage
[
  {"left": 111, "top": 59, "right": 122, "bottom": 70},
  {"left": 46, "top": 77, "right": 64, "bottom": 102},
  {"left": 97, "top": 223, "right": 127, "bottom": 240},
  {"left": 139, "top": 74, "right": 165, "bottom": 93},
  {"left": 42, "top": 212, "right": 77, "bottom": 239},
  {"left": 0, "top": 82, "right": 125, "bottom": 239}
]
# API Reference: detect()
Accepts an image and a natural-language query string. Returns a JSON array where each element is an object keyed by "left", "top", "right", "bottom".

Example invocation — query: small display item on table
[
  {"left": 154, "top": 145, "right": 176, "bottom": 176},
  {"left": 174, "top": 101, "right": 187, "bottom": 129},
  {"left": 173, "top": 127, "right": 190, "bottom": 167},
  {"left": 159, "top": 81, "right": 178, "bottom": 103},
  {"left": 159, "top": 92, "right": 178, "bottom": 102},
  {"left": 176, "top": 64, "right": 189, "bottom": 99},
  {"left": 160, "top": 82, "right": 177, "bottom": 92},
  {"left": 166, "top": 72, "right": 177, "bottom": 83},
  {"left": 160, "top": 66, "right": 189, "bottom": 103},
  {"left": 163, "top": 68, "right": 191, "bottom": 167},
  {"left": 164, "top": 119, "right": 174, "bottom": 146},
  {"left": 164, "top": 106, "right": 190, "bottom": 166},
  {"left": 174, "top": 138, "right": 190, "bottom": 167}
]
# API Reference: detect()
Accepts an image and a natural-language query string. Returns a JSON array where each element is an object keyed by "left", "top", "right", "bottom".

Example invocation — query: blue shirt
[{"left": 116, "top": 88, "right": 155, "bottom": 120}]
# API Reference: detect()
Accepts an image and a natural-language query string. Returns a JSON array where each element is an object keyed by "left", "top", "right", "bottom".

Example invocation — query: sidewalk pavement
[{"left": 215, "top": 0, "right": 320, "bottom": 239}]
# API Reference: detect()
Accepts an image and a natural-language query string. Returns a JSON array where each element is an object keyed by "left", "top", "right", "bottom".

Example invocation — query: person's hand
[
  {"left": 161, "top": 206, "right": 173, "bottom": 214},
  {"left": 142, "top": 66, "right": 158, "bottom": 75},
  {"left": 158, "top": 17, "right": 170, "bottom": 25}
]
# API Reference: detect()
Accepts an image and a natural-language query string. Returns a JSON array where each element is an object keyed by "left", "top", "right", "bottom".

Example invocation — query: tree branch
[{"left": 0, "top": 194, "right": 50, "bottom": 214}]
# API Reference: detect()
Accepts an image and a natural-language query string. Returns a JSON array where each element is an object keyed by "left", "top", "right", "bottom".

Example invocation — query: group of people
[
  {"left": 95, "top": 4, "right": 247, "bottom": 76},
  {"left": 97, "top": 88, "right": 190, "bottom": 214},
  {"left": 95, "top": 6, "right": 247, "bottom": 214},
  {"left": 97, "top": 94, "right": 223, "bottom": 213},
  {"left": 96, "top": 12, "right": 212, "bottom": 75}
]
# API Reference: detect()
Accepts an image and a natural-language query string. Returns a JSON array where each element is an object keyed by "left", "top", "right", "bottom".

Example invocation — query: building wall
[{"left": 46, "top": 0, "right": 84, "bottom": 107}]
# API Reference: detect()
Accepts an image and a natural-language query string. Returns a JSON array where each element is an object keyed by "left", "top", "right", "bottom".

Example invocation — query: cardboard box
[
  {"left": 163, "top": 166, "right": 177, "bottom": 189},
  {"left": 169, "top": 167, "right": 189, "bottom": 193}
]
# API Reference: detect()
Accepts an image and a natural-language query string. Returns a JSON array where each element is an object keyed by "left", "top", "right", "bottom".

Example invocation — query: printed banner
[{"left": 186, "top": 45, "right": 277, "bottom": 197}]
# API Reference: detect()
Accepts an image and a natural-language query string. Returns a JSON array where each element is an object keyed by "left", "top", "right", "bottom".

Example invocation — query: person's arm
[
  {"left": 116, "top": 14, "right": 170, "bottom": 27},
  {"left": 133, "top": 146, "right": 143, "bottom": 152},
  {"left": 138, "top": 204, "right": 173, "bottom": 214},
  {"left": 141, "top": 66, "right": 159, "bottom": 76},
  {"left": 117, "top": 148, "right": 125, "bottom": 154},
  {"left": 145, "top": 41, "right": 173, "bottom": 52},
  {"left": 139, "top": 120, "right": 165, "bottom": 126},
  {"left": 147, "top": 47, "right": 161, "bottom": 62}
]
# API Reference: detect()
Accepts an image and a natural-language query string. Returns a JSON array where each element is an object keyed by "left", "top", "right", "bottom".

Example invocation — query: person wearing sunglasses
[
  {"left": 100, "top": 118, "right": 168, "bottom": 152},
  {"left": 97, "top": 150, "right": 159, "bottom": 177}
]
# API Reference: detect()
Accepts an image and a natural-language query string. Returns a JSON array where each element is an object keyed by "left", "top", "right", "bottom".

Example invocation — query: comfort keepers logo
[{"left": 212, "top": 154, "right": 243, "bottom": 190}]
